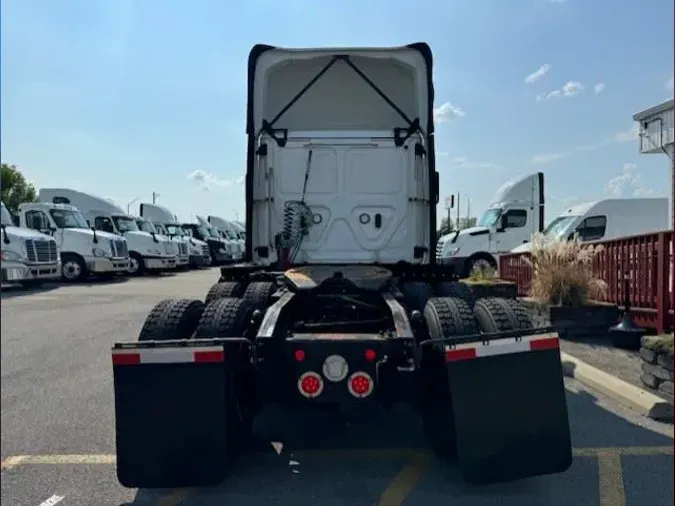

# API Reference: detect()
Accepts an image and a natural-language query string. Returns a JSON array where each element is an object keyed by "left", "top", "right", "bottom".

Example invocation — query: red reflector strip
[
  {"left": 112, "top": 353, "right": 141, "bottom": 366},
  {"left": 112, "top": 346, "right": 225, "bottom": 366},
  {"left": 445, "top": 333, "right": 559, "bottom": 363},
  {"left": 529, "top": 336, "right": 559, "bottom": 351},
  {"left": 194, "top": 350, "right": 225, "bottom": 363},
  {"left": 445, "top": 348, "right": 477, "bottom": 362}
]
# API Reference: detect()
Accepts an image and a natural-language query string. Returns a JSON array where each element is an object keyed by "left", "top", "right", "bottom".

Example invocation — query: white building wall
[{"left": 638, "top": 106, "right": 674, "bottom": 154}]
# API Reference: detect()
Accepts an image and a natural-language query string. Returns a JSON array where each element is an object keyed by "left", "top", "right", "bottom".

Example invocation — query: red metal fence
[{"left": 499, "top": 231, "right": 674, "bottom": 333}]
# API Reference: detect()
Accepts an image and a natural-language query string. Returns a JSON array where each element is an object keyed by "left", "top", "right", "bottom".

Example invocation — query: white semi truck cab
[
  {"left": 134, "top": 217, "right": 189, "bottom": 269},
  {"left": 17, "top": 202, "right": 130, "bottom": 281},
  {"left": 207, "top": 215, "right": 244, "bottom": 260},
  {"left": 139, "top": 203, "right": 212, "bottom": 268},
  {"left": 436, "top": 172, "right": 545, "bottom": 277},
  {"left": 180, "top": 216, "right": 232, "bottom": 265},
  {"left": 38, "top": 189, "right": 178, "bottom": 276},
  {"left": 1, "top": 201, "right": 61, "bottom": 286}
]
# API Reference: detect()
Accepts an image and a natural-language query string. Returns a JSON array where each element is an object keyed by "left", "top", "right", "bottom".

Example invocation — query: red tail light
[
  {"left": 294, "top": 349, "right": 306, "bottom": 362},
  {"left": 347, "top": 372, "right": 374, "bottom": 398},
  {"left": 364, "top": 349, "right": 376, "bottom": 362},
  {"left": 298, "top": 372, "right": 323, "bottom": 398}
]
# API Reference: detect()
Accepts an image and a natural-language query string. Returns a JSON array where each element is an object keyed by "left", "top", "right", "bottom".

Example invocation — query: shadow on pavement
[{"left": 124, "top": 381, "right": 674, "bottom": 506}]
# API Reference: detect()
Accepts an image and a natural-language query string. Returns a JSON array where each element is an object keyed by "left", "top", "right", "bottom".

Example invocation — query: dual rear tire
[{"left": 420, "top": 295, "right": 533, "bottom": 460}]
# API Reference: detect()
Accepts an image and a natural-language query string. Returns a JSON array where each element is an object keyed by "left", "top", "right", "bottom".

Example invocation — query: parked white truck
[
  {"left": 38, "top": 189, "right": 178, "bottom": 275},
  {"left": 17, "top": 201, "right": 130, "bottom": 281},
  {"left": 436, "top": 172, "right": 545, "bottom": 276},
  {"left": 511, "top": 197, "right": 670, "bottom": 252},
  {"left": 207, "top": 215, "right": 244, "bottom": 260},
  {"left": 139, "top": 203, "right": 212, "bottom": 268},
  {"left": 133, "top": 216, "right": 190, "bottom": 269},
  {"left": 179, "top": 215, "right": 233, "bottom": 265},
  {"left": 1, "top": 201, "right": 61, "bottom": 287}
]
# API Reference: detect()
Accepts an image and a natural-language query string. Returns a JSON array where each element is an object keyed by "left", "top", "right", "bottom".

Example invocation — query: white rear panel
[
  {"left": 249, "top": 45, "right": 434, "bottom": 265},
  {"left": 252, "top": 131, "right": 429, "bottom": 264}
]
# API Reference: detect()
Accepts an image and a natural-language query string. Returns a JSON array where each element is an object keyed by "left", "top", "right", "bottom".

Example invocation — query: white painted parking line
[{"left": 37, "top": 495, "right": 65, "bottom": 506}]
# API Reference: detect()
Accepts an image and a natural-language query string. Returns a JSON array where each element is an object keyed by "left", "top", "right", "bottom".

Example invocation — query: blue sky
[{"left": 1, "top": 0, "right": 673, "bottom": 224}]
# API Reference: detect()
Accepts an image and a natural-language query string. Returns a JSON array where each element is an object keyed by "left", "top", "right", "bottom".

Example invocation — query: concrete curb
[{"left": 560, "top": 351, "right": 673, "bottom": 422}]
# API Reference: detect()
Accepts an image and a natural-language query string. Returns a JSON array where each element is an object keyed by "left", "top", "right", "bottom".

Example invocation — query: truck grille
[
  {"left": 163, "top": 242, "right": 175, "bottom": 255},
  {"left": 435, "top": 238, "right": 445, "bottom": 258},
  {"left": 202, "top": 245, "right": 210, "bottom": 257},
  {"left": 25, "top": 239, "right": 58, "bottom": 263},
  {"left": 178, "top": 242, "right": 188, "bottom": 255},
  {"left": 110, "top": 239, "right": 128, "bottom": 258}
]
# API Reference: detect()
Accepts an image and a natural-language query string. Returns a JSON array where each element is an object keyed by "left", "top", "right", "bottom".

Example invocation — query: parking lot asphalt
[{"left": 1, "top": 268, "right": 673, "bottom": 506}]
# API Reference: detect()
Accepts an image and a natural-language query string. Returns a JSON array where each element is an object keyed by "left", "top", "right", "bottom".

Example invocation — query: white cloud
[
  {"left": 525, "top": 64, "right": 552, "bottom": 84},
  {"left": 605, "top": 163, "right": 655, "bottom": 197},
  {"left": 434, "top": 102, "right": 465, "bottom": 123},
  {"left": 187, "top": 170, "right": 244, "bottom": 191},
  {"left": 667, "top": 76, "right": 674, "bottom": 91},
  {"left": 593, "top": 83, "right": 605, "bottom": 95},
  {"left": 531, "top": 152, "right": 570, "bottom": 164},
  {"left": 536, "top": 81, "right": 585, "bottom": 101}
]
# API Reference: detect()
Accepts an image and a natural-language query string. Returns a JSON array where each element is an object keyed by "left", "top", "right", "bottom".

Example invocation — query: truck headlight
[
  {"left": 1, "top": 249, "right": 24, "bottom": 262},
  {"left": 148, "top": 249, "right": 162, "bottom": 255},
  {"left": 219, "top": 247, "right": 226, "bottom": 253},
  {"left": 449, "top": 247, "right": 461, "bottom": 257},
  {"left": 92, "top": 248, "right": 108, "bottom": 257}
]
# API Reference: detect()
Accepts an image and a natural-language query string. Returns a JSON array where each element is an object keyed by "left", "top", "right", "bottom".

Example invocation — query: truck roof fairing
[{"left": 246, "top": 43, "right": 435, "bottom": 135}]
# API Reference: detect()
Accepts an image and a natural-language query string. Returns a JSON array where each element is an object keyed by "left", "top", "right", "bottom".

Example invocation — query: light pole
[{"left": 127, "top": 197, "right": 143, "bottom": 214}]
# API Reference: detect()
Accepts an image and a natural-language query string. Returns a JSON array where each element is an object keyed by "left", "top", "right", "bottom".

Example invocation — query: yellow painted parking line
[
  {"left": 572, "top": 446, "right": 674, "bottom": 457},
  {"left": 2, "top": 445, "right": 672, "bottom": 471},
  {"left": 377, "top": 453, "right": 431, "bottom": 506},
  {"left": 598, "top": 454, "right": 626, "bottom": 506}
]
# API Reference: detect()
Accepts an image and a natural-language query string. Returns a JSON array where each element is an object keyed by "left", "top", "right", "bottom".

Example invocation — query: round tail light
[
  {"left": 347, "top": 371, "right": 374, "bottom": 398},
  {"left": 298, "top": 372, "right": 324, "bottom": 398}
]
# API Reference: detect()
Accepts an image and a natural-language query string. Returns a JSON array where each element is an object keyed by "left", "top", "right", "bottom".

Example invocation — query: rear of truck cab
[{"left": 110, "top": 43, "right": 572, "bottom": 490}]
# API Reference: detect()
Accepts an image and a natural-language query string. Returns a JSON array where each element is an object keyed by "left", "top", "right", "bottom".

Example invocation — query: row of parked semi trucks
[{"left": 1, "top": 188, "right": 246, "bottom": 286}]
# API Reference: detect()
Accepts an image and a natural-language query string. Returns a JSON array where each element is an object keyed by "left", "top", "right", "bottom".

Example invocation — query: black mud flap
[
  {"left": 445, "top": 331, "right": 572, "bottom": 484},
  {"left": 112, "top": 338, "right": 247, "bottom": 489}
]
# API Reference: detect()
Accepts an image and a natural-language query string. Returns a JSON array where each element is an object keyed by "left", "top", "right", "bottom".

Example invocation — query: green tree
[{"left": 1, "top": 163, "right": 38, "bottom": 213}]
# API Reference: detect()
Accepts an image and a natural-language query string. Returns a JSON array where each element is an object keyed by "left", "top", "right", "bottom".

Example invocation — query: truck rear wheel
[
  {"left": 473, "top": 297, "right": 533, "bottom": 333},
  {"left": 138, "top": 299, "right": 205, "bottom": 341},
  {"left": 240, "top": 281, "right": 276, "bottom": 309},
  {"left": 436, "top": 281, "right": 476, "bottom": 308},
  {"left": 402, "top": 281, "right": 433, "bottom": 311},
  {"left": 205, "top": 281, "right": 246, "bottom": 304},
  {"left": 420, "top": 296, "right": 476, "bottom": 460},
  {"left": 195, "top": 298, "right": 256, "bottom": 450}
]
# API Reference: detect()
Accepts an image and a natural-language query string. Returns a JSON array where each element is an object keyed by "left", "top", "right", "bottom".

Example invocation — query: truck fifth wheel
[{"left": 111, "top": 42, "right": 573, "bottom": 489}]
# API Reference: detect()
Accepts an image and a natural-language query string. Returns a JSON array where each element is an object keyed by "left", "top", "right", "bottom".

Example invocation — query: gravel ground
[{"left": 525, "top": 303, "right": 669, "bottom": 401}]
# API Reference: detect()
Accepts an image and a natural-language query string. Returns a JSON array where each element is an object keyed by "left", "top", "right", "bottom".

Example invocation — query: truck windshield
[
  {"left": 153, "top": 222, "right": 168, "bottom": 235},
  {"left": 196, "top": 226, "right": 211, "bottom": 238},
  {"left": 543, "top": 216, "right": 578, "bottom": 238},
  {"left": 1, "top": 205, "right": 14, "bottom": 226},
  {"left": 49, "top": 209, "right": 89, "bottom": 229},
  {"left": 165, "top": 224, "right": 185, "bottom": 236},
  {"left": 136, "top": 220, "right": 157, "bottom": 233},
  {"left": 477, "top": 208, "right": 502, "bottom": 228},
  {"left": 113, "top": 216, "right": 140, "bottom": 232}
]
